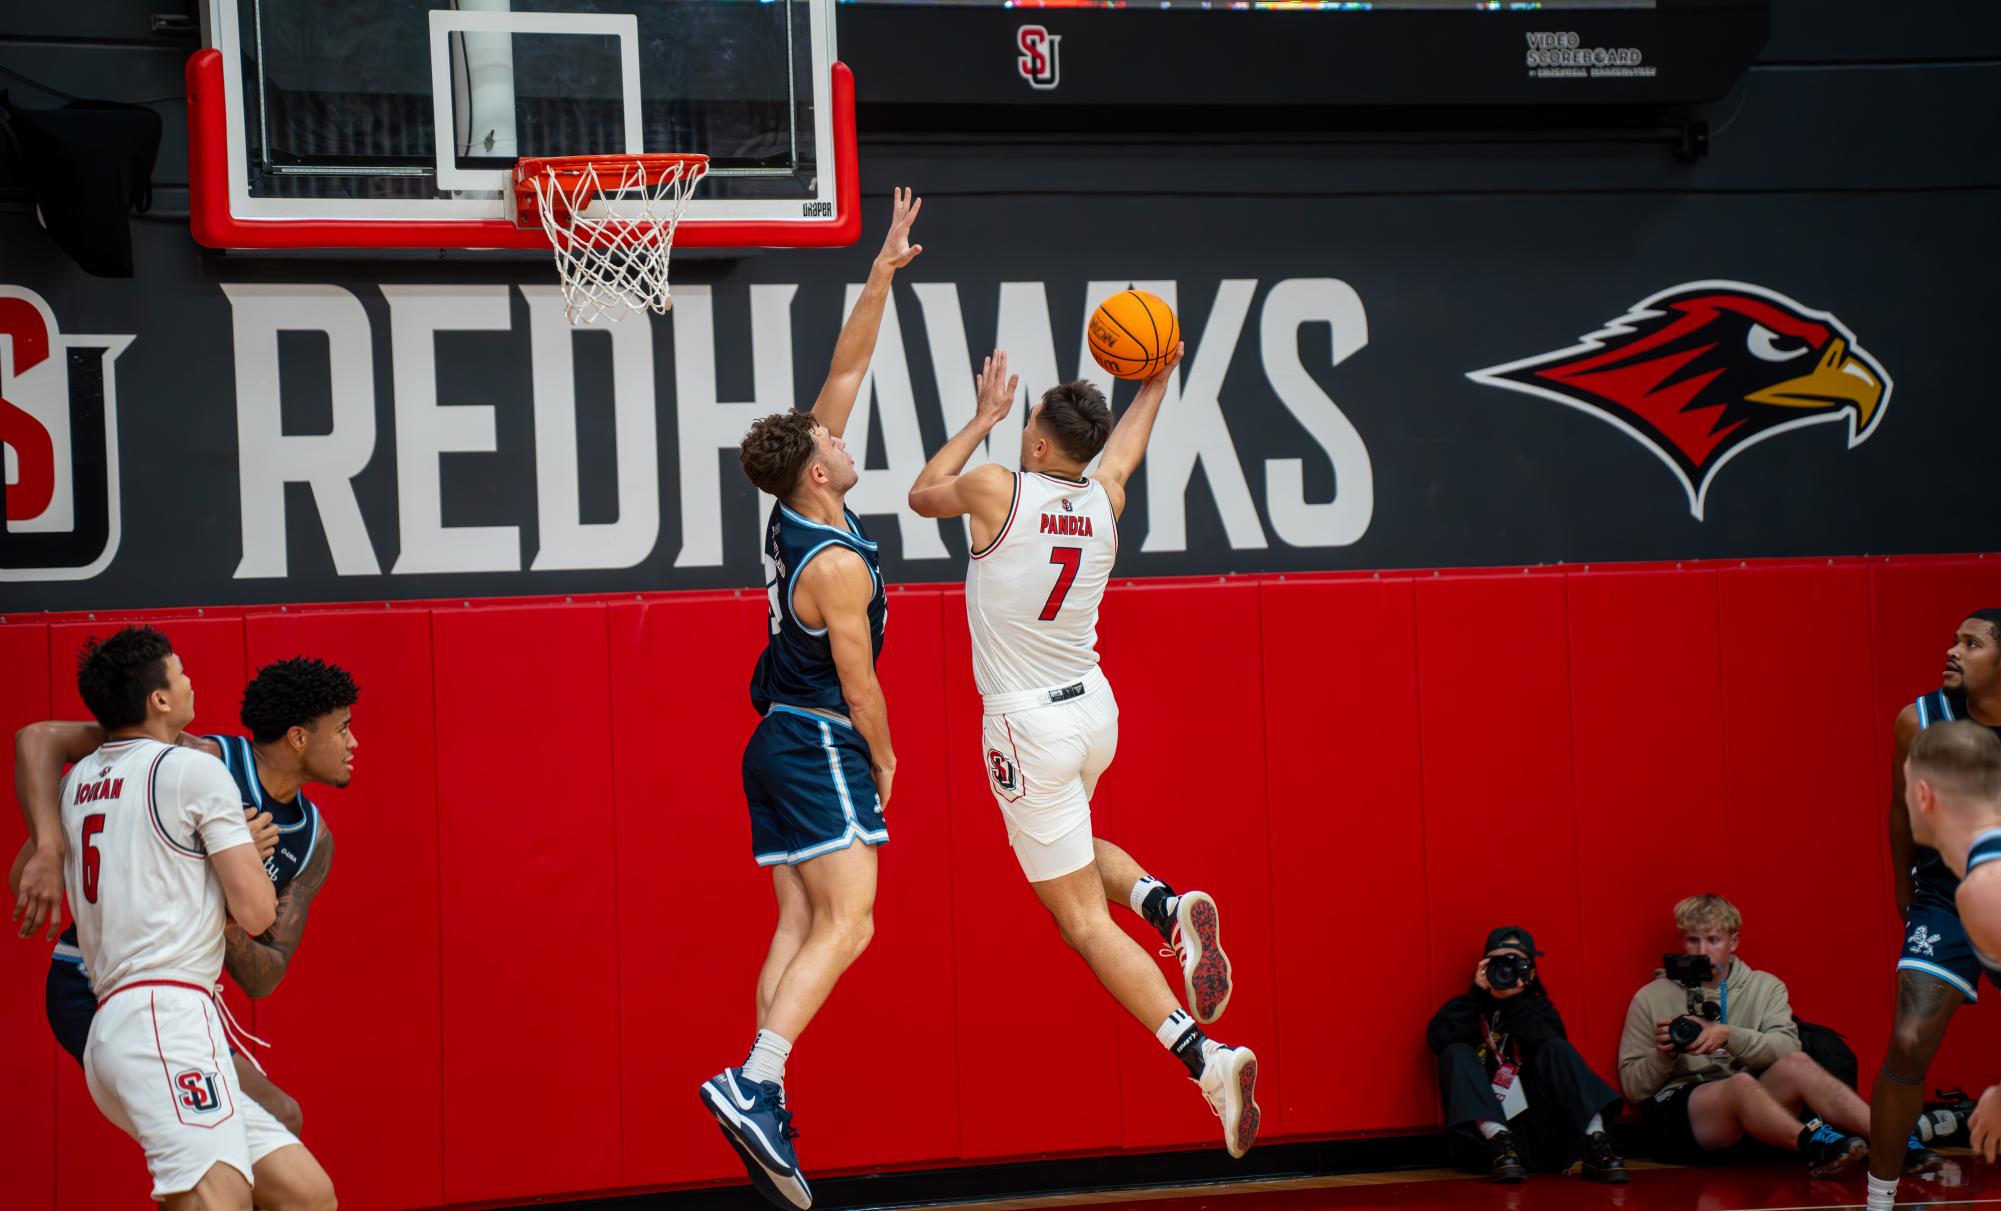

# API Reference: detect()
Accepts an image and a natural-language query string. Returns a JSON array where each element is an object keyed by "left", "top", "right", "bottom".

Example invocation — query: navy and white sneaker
[{"left": 699, "top": 1068, "right": 811, "bottom": 1209}]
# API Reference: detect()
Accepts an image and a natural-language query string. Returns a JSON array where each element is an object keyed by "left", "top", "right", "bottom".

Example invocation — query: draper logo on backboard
[
  {"left": 1468, "top": 281, "right": 1891, "bottom": 521},
  {"left": 0, "top": 287, "right": 133, "bottom": 582}
]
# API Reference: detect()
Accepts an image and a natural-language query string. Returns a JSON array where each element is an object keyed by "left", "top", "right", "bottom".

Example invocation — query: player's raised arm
[
  {"left": 811, "top": 187, "right": 924, "bottom": 438},
  {"left": 802, "top": 548, "right": 896, "bottom": 812},
  {"left": 909, "top": 350, "right": 1019, "bottom": 523},
  {"left": 1093, "top": 343, "right": 1184, "bottom": 519}
]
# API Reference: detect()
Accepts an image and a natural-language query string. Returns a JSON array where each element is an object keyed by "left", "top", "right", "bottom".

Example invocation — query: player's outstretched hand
[
  {"left": 1139, "top": 342, "right": 1185, "bottom": 394},
  {"left": 874, "top": 187, "right": 923, "bottom": 272},
  {"left": 246, "top": 808, "right": 280, "bottom": 862},
  {"left": 1972, "top": 1085, "right": 2001, "bottom": 1162},
  {"left": 975, "top": 350, "right": 1019, "bottom": 428},
  {"left": 13, "top": 845, "right": 65, "bottom": 940}
]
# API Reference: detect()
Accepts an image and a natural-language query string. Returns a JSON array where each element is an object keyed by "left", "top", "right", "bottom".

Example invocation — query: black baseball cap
[{"left": 1485, "top": 926, "right": 1543, "bottom": 957}]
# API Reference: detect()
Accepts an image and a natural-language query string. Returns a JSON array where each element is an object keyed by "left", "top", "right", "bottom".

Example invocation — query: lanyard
[
  {"left": 1718, "top": 968, "right": 1728, "bottom": 1024},
  {"left": 1482, "top": 1013, "right": 1518, "bottom": 1066}
]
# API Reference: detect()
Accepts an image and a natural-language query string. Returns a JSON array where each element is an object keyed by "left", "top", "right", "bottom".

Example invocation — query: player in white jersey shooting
[
  {"left": 908, "top": 346, "right": 1261, "bottom": 1159},
  {"left": 58, "top": 626, "right": 335, "bottom": 1211}
]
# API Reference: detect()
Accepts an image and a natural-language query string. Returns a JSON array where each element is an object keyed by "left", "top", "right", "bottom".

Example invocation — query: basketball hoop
[{"left": 514, "top": 153, "right": 709, "bottom": 326}]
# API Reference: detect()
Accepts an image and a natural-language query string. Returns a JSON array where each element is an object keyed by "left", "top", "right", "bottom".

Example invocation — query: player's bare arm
[
  {"left": 810, "top": 187, "right": 924, "bottom": 438},
  {"left": 1891, "top": 703, "right": 1921, "bottom": 913},
  {"left": 908, "top": 349, "right": 1020, "bottom": 541},
  {"left": 212, "top": 837, "right": 278, "bottom": 937},
  {"left": 797, "top": 547, "right": 896, "bottom": 811},
  {"left": 225, "top": 824, "right": 334, "bottom": 998},
  {"left": 1092, "top": 343, "right": 1184, "bottom": 519}
]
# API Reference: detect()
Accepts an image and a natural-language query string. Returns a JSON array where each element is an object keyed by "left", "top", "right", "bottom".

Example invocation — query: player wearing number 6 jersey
[
  {"left": 57, "top": 627, "right": 335, "bottom": 1211},
  {"left": 909, "top": 343, "right": 1261, "bottom": 1160}
]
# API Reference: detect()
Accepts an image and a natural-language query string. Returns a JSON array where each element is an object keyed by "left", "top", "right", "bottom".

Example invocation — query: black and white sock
[
  {"left": 1156, "top": 1008, "right": 1208, "bottom": 1079},
  {"left": 1132, "top": 877, "right": 1179, "bottom": 943},
  {"left": 742, "top": 1029, "right": 792, "bottom": 1090}
]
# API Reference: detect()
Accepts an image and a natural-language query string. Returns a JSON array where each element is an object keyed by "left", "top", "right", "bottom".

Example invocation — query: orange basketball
[{"left": 1087, "top": 290, "right": 1180, "bottom": 381}]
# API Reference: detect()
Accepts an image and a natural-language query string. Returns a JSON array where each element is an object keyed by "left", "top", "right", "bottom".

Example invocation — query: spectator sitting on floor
[
  {"left": 1619, "top": 894, "right": 1871, "bottom": 1176},
  {"left": 1427, "top": 925, "right": 1628, "bottom": 1185}
]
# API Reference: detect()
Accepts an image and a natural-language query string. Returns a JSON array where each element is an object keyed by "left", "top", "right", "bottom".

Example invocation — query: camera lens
[
  {"left": 1488, "top": 956, "right": 1521, "bottom": 990},
  {"left": 1668, "top": 1017, "right": 1704, "bottom": 1050}
]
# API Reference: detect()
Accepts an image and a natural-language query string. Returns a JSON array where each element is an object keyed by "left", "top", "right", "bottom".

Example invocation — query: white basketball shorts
[
  {"left": 85, "top": 981, "right": 298, "bottom": 1199},
  {"left": 980, "top": 667, "right": 1119, "bottom": 881}
]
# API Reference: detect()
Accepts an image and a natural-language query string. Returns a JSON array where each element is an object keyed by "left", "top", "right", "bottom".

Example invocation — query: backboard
[{"left": 188, "top": 0, "right": 856, "bottom": 250}]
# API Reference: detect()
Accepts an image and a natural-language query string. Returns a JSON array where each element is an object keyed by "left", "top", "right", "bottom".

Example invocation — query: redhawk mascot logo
[{"left": 1467, "top": 281, "right": 1891, "bottom": 520}]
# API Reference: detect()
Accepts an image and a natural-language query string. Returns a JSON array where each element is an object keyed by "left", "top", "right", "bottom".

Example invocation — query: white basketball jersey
[
  {"left": 966, "top": 471, "right": 1118, "bottom": 696},
  {"left": 61, "top": 738, "right": 255, "bottom": 996}
]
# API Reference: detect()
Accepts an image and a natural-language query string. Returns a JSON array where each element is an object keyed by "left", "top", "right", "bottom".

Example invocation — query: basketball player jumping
[
  {"left": 11, "top": 655, "right": 358, "bottom": 1138},
  {"left": 53, "top": 626, "right": 335, "bottom": 1210},
  {"left": 908, "top": 346, "right": 1262, "bottom": 1159},
  {"left": 1865, "top": 610, "right": 2001, "bottom": 1211},
  {"left": 698, "top": 187, "right": 923, "bottom": 1210}
]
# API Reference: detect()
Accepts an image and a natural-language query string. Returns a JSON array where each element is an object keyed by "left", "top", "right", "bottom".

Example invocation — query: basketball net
[{"left": 519, "top": 154, "right": 709, "bottom": 326}]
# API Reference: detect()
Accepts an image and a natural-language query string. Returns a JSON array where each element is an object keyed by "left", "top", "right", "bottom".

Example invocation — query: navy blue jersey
[
  {"left": 1912, "top": 690, "right": 2001, "bottom": 896},
  {"left": 748, "top": 502, "right": 887, "bottom": 716}
]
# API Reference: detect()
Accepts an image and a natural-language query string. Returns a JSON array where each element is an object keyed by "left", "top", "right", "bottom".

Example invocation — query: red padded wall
[
  {"left": 244, "top": 609, "right": 446, "bottom": 1211},
  {"left": 1261, "top": 577, "right": 1436, "bottom": 1136},
  {"left": 1097, "top": 579, "right": 1282, "bottom": 1151},
  {"left": 430, "top": 604, "right": 620, "bottom": 1205},
  {"left": 1414, "top": 574, "right": 1589, "bottom": 1040},
  {"left": 1567, "top": 568, "right": 1728, "bottom": 1085},
  {"left": 5, "top": 554, "right": 1999, "bottom": 1211},
  {"left": 0, "top": 623, "right": 55, "bottom": 1211}
]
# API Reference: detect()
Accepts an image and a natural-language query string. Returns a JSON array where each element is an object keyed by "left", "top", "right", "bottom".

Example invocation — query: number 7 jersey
[{"left": 966, "top": 470, "right": 1117, "bottom": 697}]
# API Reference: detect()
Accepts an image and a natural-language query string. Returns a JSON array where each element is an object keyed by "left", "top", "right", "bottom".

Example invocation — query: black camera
[
  {"left": 1663, "top": 954, "right": 1721, "bottom": 1052},
  {"left": 1487, "top": 954, "right": 1534, "bottom": 991}
]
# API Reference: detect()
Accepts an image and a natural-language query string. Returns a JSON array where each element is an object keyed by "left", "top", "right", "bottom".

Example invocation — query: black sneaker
[
  {"left": 1905, "top": 1135, "right": 1947, "bottom": 1177},
  {"left": 1489, "top": 1130, "right": 1527, "bottom": 1184},
  {"left": 1580, "top": 1130, "right": 1629, "bottom": 1184},
  {"left": 1803, "top": 1123, "right": 1868, "bottom": 1178}
]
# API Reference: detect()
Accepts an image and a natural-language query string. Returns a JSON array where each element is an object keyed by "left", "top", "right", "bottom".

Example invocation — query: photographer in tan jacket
[{"left": 1618, "top": 895, "right": 1872, "bottom": 1176}]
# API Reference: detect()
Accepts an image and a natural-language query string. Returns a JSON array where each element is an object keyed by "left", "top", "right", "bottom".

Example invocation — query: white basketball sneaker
[
  {"left": 1195, "top": 1041, "right": 1261, "bottom": 1159},
  {"left": 1164, "top": 890, "right": 1233, "bottom": 1025}
]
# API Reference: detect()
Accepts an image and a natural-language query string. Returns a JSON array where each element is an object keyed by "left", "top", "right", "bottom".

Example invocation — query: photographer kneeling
[
  {"left": 1428, "top": 926, "right": 1627, "bottom": 1184},
  {"left": 1619, "top": 894, "right": 1871, "bottom": 1175}
]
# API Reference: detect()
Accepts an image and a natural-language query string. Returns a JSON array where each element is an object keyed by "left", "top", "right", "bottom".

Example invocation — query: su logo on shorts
[
  {"left": 0, "top": 286, "right": 133, "bottom": 582},
  {"left": 1017, "top": 25, "right": 1060, "bottom": 91},
  {"left": 174, "top": 1069, "right": 224, "bottom": 1115},
  {"left": 988, "top": 749, "right": 1020, "bottom": 795}
]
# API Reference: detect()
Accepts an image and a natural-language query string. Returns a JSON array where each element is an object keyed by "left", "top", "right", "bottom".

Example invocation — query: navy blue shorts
[
  {"left": 1898, "top": 885, "right": 2001, "bottom": 1003},
  {"left": 742, "top": 706, "right": 888, "bottom": 867},
  {"left": 46, "top": 956, "right": 94, "bottom": 1065}
]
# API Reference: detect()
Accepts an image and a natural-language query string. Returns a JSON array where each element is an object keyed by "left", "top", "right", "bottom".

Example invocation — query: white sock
[
  {"left": 1155, "top": 1008, "right": 1195, "bottom": 1049},
  {"left": 1865, "top": 1172, "right": 1899, "bottom": 1211},
  {"left": 1478, "top": 1120, "right": 1507, "bottom": 1140},
  {"left": 1584, "top": 1113, "right": 1604, "bottom": 1136},
  {"left": 742, "top": 1029, "right": 792, "bottom": 1088},
  {"left": 1130, "top": 876, "right": 1165, "bottom": 917}
]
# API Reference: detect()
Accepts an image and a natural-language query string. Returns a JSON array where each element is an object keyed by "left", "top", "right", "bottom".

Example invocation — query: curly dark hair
[
  {"left": 1037, "top": 381, "right": 1112, "bottom": 462},
  {"left": 76, "top": 626, "right": 175, "bottom": 731},
  {"left": 739, "top": 410, "right": 820, "bottom": 498},
  {"left": 240, "top": 657, "right": 360, "bottom": 743}
]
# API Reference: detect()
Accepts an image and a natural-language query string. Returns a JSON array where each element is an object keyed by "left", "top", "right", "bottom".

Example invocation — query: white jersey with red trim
[
  {"left": 61, "top": 738, "right": 256, "bottom": 996},
  {"left": 966, "top": 470, "right": 1119, "bottom": 697}
]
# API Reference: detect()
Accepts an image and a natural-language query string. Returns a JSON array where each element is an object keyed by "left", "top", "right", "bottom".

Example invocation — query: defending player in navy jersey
[
  {"left": 697, "top": 187, "right": 922, "bottom": 1211},
  {"left": 10, "top": 655, "right": 359, "bottom": 1140},
  {"left": 907, "top": 346, "right": 1263, "bottom": 1160},
  {"left": 1898, "top": 722, "right": 2001, "bottom": 1162},
  {"left": 1864, "top": 610, "right": 2001, "bottom": 1211}
]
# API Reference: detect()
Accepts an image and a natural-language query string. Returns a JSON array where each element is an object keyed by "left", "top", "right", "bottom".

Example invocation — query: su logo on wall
[
  {"left": 0, "top": 286, "right": 133, "bottom": 582},
  {"left": 1468, "top": 281, "right": 1892, "bottom": 520}
]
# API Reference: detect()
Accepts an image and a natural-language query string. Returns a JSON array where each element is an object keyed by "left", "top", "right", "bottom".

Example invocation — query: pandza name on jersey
[
  {"left": 1039, "top": 513, "right": 1096, "bottom": 537},
  {"left": 75, "top": 775, "right": 126, "bottom": 804}
]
